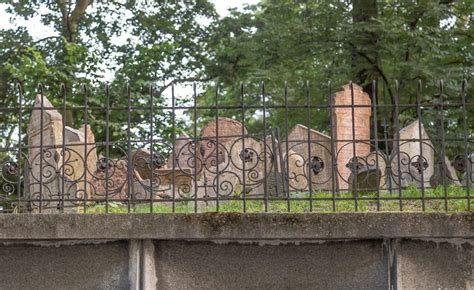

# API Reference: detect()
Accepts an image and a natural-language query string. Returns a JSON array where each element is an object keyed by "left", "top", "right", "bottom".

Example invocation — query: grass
[{"left": 83, "top": 184, "right": 474, "bottom": 214}]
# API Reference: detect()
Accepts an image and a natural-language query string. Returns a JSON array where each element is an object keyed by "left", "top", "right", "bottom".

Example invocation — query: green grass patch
[{"left": 83, "top": 184, "right": 474, "bottom": 213}]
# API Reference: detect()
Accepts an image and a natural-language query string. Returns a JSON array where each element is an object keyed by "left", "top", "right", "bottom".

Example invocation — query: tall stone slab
[
  {"left": 286, "top": 124, "right": 334, "bottom": 191},
  {"left": 27, "top": 95, "right": 98, "bottom": 211},
  {"left": 64, "top": 125, "right": 98, "bottom": 199},
  {"left": 332, "top": 84, "right": 372, "bottom": 191},
  {"left": 167, "top": 132, "right": 195, "bottom": 172},
  {"left": 390, "top": 119, "right": 434, "bottom": 189},
  {"left": 27, "top": 95, "right": 64, "bottom": 211}
]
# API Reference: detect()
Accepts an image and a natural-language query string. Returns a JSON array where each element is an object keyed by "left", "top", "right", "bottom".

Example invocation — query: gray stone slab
[
  {"left": 0, "top": 213, "right": 471, "bottom": 240},
  {"left": 0, "top": 240, "right": 131, "bottom": 290},
  {"left": 154, "top": 240, "right": 388, "bottom": 290},
  {"left": 396, "top": 239, "right": 474, "bottom": 289}
]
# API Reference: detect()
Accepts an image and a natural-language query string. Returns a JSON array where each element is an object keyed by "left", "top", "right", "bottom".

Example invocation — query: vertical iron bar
[
  {"left": 394, "top": 80, "right": 403, "bottom": 211},
  {"left": 371, "top": 80, "right": 381, "bottom": 211},
  {"left": 416, "top": 80, "right": 426, "bottom": 211},
  {"left": 349, "top": 82, "right": 358, "bottom": 211},
  {"left": 383, "top": 118, "right": 393, "bottom": 194},
  {"left": 328, "top": 81, "right": 337, "bottom": 211},
  {"left": 126, "top": 83, "right": 133, "bottom": 213},
  {"left": 284, "top": 81, "right": 290, "bottom": 212},
  {"left": 171, "top": 84, "right": 176, "bottom": 212},
  {"left": 82, "top": 85, "right": 88, "bottom": 213},
  {"left": 438, "top": 80, "right": 448, "bottom": 211},
  {"left": 60, "top": 84, "right": 66, "bottom": 213},
  {"left": 262, "top": 82, "right": 268, "bottom": 212},
  {"left": 271, "top": 129, "right": 281, "bottom": 198},
  {"left": 240, "top": 82, "right": 246, "bottom": 212},
  {"left": 215, "top": 83, "right": 220, "bottom": 212},
  {"left": 461, "top": 79, "right": 470, "bottom": 210},
  {"left": 277, "top": 128, "right": 287, "bottom": 199},
  {"left": 38, "top": 84, "right": 44, "bottom": 213},
  {"left": 193, "top": 83, "right": 198, "bottom": 213},
  {"left": 105, "top": 84, "right": 110, "bottom": 213},
  {"left": 16, "top": 83, "right": 23, "bottom": 213},
  {"left": 149, "top": 85, "right": 154, "bottom": 213},
  {"left": 306, "top": 81, "right": 313, "bottom": 211}
]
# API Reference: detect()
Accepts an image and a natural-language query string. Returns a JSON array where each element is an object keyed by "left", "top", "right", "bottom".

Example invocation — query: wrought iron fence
[{"left": 0, "top": 80, "right": 472, "bottom": 213}]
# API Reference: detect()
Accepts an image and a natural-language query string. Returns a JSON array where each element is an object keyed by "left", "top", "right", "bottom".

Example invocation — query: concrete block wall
[{"left": 0, "top": 213, "right": 471, "bottom": 289}]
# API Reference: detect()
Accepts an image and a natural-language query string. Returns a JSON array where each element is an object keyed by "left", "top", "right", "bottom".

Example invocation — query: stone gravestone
[
  {"left": 286, "top": 124, "right": 334, "bottom": 191},
  {"left": 167, "top": 132, "right": 195, "bottom": 171},
  {"left": 459, "top": 153, "right": 474, "bottom": 187},
  {"left": 199, "top": 117, "right": 248, "bottom": 168},
  {"left": 26, "top": 95, "right": 98, "bottom": 212},
  {"left": 390, "top": 119, "right": 434, "bottom": 190},
  {"left": 349, "top": 168, "right": 382, "bottom": 194},
  {"left": 348, "top": 151, "right": 387, "bottom": 194},
  {"left": 332, "top": 84, "right": 372, "bottom": 191},
  {"left": 27, "top": 95, "right": 63, "bottom": 211},
  {"left": 250, "top": 135, "right": 305, "bottom": 197},
  {"left": 430, "top": 155, "right": 462, "bottom": 187},
  {"left": 132, "top": 148, "right": 166, "bottom": 180},
  {"left": 64, "top": 124, "right": 98, "bottom": 198},
  {"left": 197, "top": 118, "right": 248, "bottom": 199}
]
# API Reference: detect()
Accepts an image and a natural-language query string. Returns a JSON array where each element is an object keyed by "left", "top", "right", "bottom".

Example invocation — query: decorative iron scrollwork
[
  {"left": 309, "top": 156, "right": 324, "bottom": 175},
  {"left": 411, "top": 156, "right": 428, "bottom": 174},
  {"left": 2, "top": 161, "right": 19, "bottom": 177},
  {"left": 239, "top": 148, "right": 254, "bottom": 163},
  {"left": 97, "top": 157, "right": 112, "bottom": 172},
  {"left": 346, "top": 157, "right": 363, "bottom": 174},
  {"left": 150, "top": 153, "right": 166, "bottom": 168}
]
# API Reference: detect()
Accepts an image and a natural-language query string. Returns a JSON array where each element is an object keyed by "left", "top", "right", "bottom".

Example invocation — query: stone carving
[{"left": 332, "top": 84, "right": 372, "bottom": 190}]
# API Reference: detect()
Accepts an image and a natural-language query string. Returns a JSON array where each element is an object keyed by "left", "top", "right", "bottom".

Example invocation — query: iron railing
[{"left": 0, "top": 80, "right": 472, "bottom": 213}]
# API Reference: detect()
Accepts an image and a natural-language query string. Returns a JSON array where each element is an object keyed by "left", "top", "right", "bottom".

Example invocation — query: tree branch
[{"left": 157, "top": 76, "right": 217, "bottom": 95}]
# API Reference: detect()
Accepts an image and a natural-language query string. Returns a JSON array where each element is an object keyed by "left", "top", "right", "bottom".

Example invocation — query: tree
[
  {"left": 201, "top": 0, "right": 473, "bottom": 156},
  {"left": 0, "top": 0, "right": 217, "bottom": 151}
]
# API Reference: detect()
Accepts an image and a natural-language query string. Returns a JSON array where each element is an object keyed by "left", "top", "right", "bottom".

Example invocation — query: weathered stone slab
[
  {"left": 166, "top": 132, "right": 194, "bottom": 171},
  {"left": 249, "top": 135, "right": 306, "bottom": 196},
  {"left": 430, "top": 155, "right": 462, "bottom": 187},
  {"left": 203, "top": 137, "right": 266, "bottom": 197},
  {"left": 286, "top": 124, "right": 334, "bottom": 191},
  {"left": 332, "top": 84, "right": 372, "bottom": 191},
  {"left": 390, "top": 119, "right": 434, "bottom": 189},
  {"left": 199, "top": 117, "right": 248, "bottom": 166},
  {"left": 26, "top": 95, "right": 63, "bottom": 211},
  {"left": 349, "top": 168, "right": 382, "bottom": 194},
  {"left": 26, "top": 95, "right": 98, "bottom": 211},
  {"left": 92, "top": 159, "right": 130, "bottom": 200},
  {"left": 131, "top": 149, "right": 166, "bottom": 180},
  {"left": 460, "top": 153, "right": 474, "bottom": 187},
  {"left": 63, "top": 125, "right": 98, "bottom": 200}
]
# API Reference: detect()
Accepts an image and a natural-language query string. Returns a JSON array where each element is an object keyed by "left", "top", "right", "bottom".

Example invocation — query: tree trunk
[{"left": 352, "top": 0, "right": 379, "bottom": 97}]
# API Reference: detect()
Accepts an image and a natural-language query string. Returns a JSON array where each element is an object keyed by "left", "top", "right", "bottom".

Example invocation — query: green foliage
[
  {"left": 201, "top": 0, "right": 473, "bottom": 150},
  {"left": 0, "top": 0, "right": 217, "bottom": 155}
]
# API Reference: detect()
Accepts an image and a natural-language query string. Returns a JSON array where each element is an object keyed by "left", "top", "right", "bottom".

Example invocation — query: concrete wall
[{"left": 0, "top": 213, "right": 471, "bottom": 289}]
